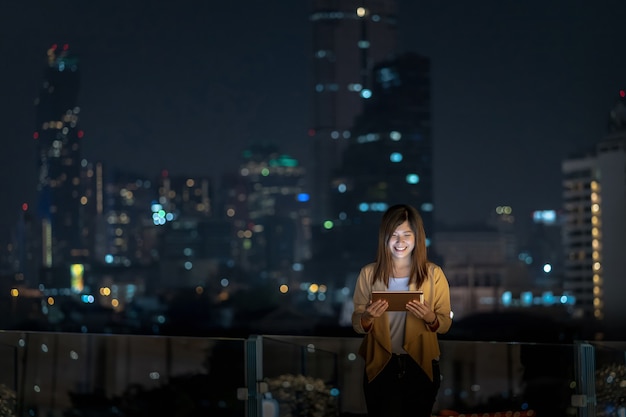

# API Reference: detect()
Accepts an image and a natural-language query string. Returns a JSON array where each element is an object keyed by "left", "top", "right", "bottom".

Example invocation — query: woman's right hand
[{"left": 361, "top": 299, "right": 388, "bottom": 329}]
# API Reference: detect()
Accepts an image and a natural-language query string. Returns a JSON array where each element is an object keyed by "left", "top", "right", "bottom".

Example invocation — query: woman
[{"left": 352, "top": 204, "right": 452, "bottom": 417}]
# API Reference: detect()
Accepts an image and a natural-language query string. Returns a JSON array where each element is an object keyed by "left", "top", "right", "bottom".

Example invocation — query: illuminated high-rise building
[
  {"left": 309, "top": 0, "right": 398, "bottom": 223},
  {"left": 93, "top": 167, "right": 158, "bottom": 266},
  {"left": 561, "top": 90, "right": 626, "bottom": 328},
  {"left": 221, "top": 143, "right": 311, "bottom": 274},
  {"left": 34, "top": 43, "right": 86, "bottom": 268},
  {"left": 309, "top": 52, "right": 434, "bottom": 285}
]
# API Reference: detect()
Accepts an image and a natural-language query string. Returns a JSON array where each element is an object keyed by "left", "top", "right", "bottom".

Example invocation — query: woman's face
[{"left": 387, "top": 220, "right": 415, "bottom": 260}]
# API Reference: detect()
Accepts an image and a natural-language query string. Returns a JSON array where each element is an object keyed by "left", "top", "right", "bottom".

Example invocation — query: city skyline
[{"left": 2, "top": 1, "right": 626, "bottom": 244}]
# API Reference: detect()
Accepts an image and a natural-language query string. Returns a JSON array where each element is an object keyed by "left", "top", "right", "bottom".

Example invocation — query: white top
[{"left": 388, "top": 277, "right": 409, "bottom": 354}]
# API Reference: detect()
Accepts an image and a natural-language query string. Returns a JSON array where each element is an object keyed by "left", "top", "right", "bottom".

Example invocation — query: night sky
[{"left": 2, "top": 1, "right": 626, "bottom": 244}]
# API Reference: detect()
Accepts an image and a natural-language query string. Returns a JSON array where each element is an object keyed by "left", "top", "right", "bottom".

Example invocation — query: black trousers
[{"left": 363, "top": 354, "right": 440, "bottom": 417}]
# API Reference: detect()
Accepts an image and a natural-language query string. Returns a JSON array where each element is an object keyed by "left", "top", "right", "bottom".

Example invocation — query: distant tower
[
  {"left": 34, "top": 43, "right": 85, "bottom": 268},
  {"left": 310, "top": 52, "right": 434, "bottom": 280},
  {"left": 309, "top": 0, "right": 398, "bottom": 224}
]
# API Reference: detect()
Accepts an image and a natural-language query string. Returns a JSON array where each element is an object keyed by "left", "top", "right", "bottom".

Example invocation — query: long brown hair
[{"left": 372, "top": 204, "right": 429, "bottom": 287}]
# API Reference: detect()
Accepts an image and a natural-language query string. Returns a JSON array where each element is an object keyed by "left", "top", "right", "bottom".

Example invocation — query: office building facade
[{"left": 561, "top": 90, "right": 626, "bottom": 327}]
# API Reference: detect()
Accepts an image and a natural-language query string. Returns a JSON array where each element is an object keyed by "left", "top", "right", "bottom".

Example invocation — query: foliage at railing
[
  {"left": 265, "top": 374, "right": 338, "bottom": 417},
  {"left": 596, "top": 362, "right": 626, "bottom": 417},
  {"left": 0, "top": 385, "right": 16, "bottom": 417}
]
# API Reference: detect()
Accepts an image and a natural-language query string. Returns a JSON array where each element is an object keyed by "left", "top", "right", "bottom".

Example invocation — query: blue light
[
  {"left": 81, "top": 294, "right": 94, "bottom": 304},
  {"left": 502, "top": 291, "right": 512, "bottom": 306},
  {"left": 358, "top": 202, "right": 388, "bottom": 212},
  {"left": 406, "top": 174, "right": 419, "bottom": 184},
  {"left": 542, "top": 291, "right": 554, "bottom": 305},
  {"left": 532, "top": 210, "right": 557, "bottom": 225},
  {"left": 390, "top": 131, "right": 401, "bottom": 141},
  {"left": 360, "top": 89, "right": 372, "bottom": 99},
  {"left": 390, "top": 152, "right": 403, "bottom": 162},
  {"left": 421, "top": 203, "right": 434, "bottom": 212},
  {"left": 297, "top": 193, "right": 310, "bottom": 202},
  {"left": 373, "top": 203, "right": 387, "bottom": 211}
]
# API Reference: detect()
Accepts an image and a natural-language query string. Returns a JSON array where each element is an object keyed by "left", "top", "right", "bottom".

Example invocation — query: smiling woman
[{"left": 351, "top": 204, "right": 452, "bottom": 417}]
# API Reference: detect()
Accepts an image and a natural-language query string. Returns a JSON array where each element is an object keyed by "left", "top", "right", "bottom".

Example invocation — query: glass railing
[
  {"left": 0, "top": 331, "right": 246, "bottom": 417},
  {"left": 0, "top": 330, "right": 624, "bottom": 417}
]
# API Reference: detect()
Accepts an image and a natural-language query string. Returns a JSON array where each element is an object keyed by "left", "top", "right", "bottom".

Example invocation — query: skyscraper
[
  {"left": 334, "top": 52, "right": 434, "bottom": 234},
  {"left": 309, "top": 0, "right": 398, "bottom": 223},
  {"left": 561, "top": 90, "right": 626, "bottom": 328},
  {"left": 34, "top": 43, "right": 85, "bottom": 268},
  {"left": 308, "top": 52, "right": 435, "bottom": 285}
]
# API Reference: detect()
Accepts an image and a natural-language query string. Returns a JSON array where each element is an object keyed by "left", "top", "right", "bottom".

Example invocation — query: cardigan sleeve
[{"left": 430, "top": 265, "right": 452, "bottom": 334}]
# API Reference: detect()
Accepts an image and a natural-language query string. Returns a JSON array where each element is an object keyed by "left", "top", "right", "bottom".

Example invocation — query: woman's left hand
[{"left": 406, "top": 299, "right": 436, "bottom": 324}]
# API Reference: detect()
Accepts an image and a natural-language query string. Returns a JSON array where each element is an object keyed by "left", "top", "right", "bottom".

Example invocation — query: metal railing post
[
  {"left": 573, "top": 342, "right": 596, "bottom": 417},
  {"left": 243, "top": 335, "right": 264, "bottom": 417}
]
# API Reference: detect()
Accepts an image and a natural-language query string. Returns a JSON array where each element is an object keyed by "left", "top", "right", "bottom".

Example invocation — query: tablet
[{"left": 371, "top": 291, "right": 424, "bottom": 311}]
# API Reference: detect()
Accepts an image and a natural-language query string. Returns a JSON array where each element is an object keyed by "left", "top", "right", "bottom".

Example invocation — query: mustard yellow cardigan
[{"left": 352, "top": 262, "right": 452, "bottom": 382}]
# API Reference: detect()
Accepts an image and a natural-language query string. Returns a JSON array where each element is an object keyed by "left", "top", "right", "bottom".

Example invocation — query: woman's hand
[
  {"left": 361, "top": 299, "right": 388, "bottom": 329},
  {"left": 406, "top": 299, "right": 436, "bottom": 324}
]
